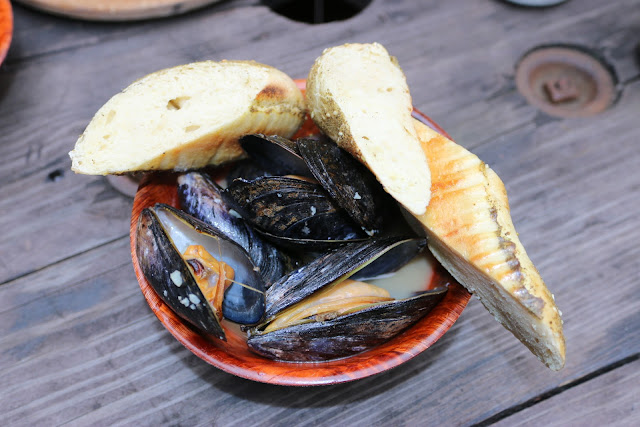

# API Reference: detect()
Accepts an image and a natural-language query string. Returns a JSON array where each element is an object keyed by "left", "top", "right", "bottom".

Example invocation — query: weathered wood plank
[
  {"left": 495, "top": 359, "right": 640, "bottom": 426},
  {"left": 0, "top": 171, "right": 132, "bottom": 283},
  {"left": 3, "top": 0, "right": 637, "bottom": 183},
  {"left": 1, "top": 0, "right": 637, "bottom": 285},
  {"left": 1, "top": 0, "right": 640, "bottom": 424},
  {"left": 4, "top": 0, "right": 260, "bottom": 63},
  {"left": 404, "top": 1, "right": 640, "bottom": 149},
  {"left": 0, "top": 238, "right": 515, "bottom": 425},
  {"left": 1, "top": 81, "right": 638, "bottom": 426}
]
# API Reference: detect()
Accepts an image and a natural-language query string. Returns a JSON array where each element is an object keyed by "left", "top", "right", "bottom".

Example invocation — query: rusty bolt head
[{"left": 543, "top": 77, "right": 580, "bottom": 103}]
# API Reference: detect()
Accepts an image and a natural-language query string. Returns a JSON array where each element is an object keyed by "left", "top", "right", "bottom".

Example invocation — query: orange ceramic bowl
[
  {"left": 0, "top": 0, "right": 12, "bottom": 65},
  {"left": 130, "top": 80, "right": 471, "bottom": 386}
]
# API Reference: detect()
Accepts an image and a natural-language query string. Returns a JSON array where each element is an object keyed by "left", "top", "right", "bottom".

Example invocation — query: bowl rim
[
  {"left": 0, "top": 0, "right": 13, "bottom": 66},
  {"left": 129, "top": 81, "right": 471, "bottom": 386}
]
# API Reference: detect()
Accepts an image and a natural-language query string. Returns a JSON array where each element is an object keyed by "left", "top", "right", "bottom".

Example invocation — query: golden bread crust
[
  {"left": 413, "top": 119, "right": 565, "bottom": 370},
  {"left": 306, "top": 43, "right": 431, "bottom": 216},
  {"left": 69, "top": 60, "right": 305, "bottom": 175}
]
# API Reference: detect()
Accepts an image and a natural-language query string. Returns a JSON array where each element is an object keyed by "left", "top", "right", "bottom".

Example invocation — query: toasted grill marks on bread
[
  {"left": 306, "top": 43, "right": 431, "bottom": 216},
  {"left": 69, "top": 60, "right": 305, "bottom": 175},
  {"left": 413, "top": 119, "right": 565, "bottom": 370}
]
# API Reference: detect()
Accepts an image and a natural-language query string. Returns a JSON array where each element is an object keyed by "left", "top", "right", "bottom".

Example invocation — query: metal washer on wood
[{"left": 515, "top": 45, "right": 618, "bottom": 118}]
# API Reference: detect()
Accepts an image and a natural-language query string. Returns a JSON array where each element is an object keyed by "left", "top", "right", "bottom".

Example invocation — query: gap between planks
[
  {"left": 472, "top": 353, "right": 640, "bottom": 426},
  {"left": 0, "top": 233, "right": 129, "bottom": 288}
]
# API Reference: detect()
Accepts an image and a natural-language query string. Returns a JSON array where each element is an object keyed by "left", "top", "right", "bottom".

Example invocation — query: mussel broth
[{"left": 367, "top": 252, "right": 436, "bottom": 299}]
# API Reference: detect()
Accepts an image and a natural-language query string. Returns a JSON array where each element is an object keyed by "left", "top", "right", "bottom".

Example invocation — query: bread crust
[
  {"left": 413, "top": 119, "right": 565, "bottom": 370},
  {"left": 306, "top": 43, "right": 431, "bottom": 216},
  {"left": 69, "top": 60, "right": 305, "bottom": 175}
]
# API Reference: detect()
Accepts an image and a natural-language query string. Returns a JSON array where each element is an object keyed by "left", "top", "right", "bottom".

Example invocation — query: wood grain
[
  {"left": 1, "top": 0, "right": 639, "bottom": 424},
  {"left": 495, "top": 359, "right": 640, "bottom": 426},
  {"left": 4, "top": 1, "right": 259, "bottom": 64}
]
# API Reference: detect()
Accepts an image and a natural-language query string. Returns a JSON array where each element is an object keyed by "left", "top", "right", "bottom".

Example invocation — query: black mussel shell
[
  {"left": 252, "top": 229, "right": 368, "bottom": 252},
  {"left": 137, "top": 208, "right": 225, "bottom": 339},
  {"left": 136, "top": 204, "right": 266, "bottom": 338},
  {"left": 155, "top": 204, "right": 265, "bottom": 325},
  {"left": 351, "top": 237, "right": 426, "bottom": 281},
  {"left": 178, "top": 172, "right": 251, "bottom": 252},
  {"left": 247, "top": 287, "right": 448, "bottom": 361},
  {"left": 239, "top": 134, "right": 312, "bottom": 177},
  {"left": 297, "top": 138, "right": 391, "bottom": 234},
  {"left": 177, "top": 171, "right": 296, "bottom": 286},
  {"left": 263, "top": 236, "right": 427, "bottom": 321},
  {"left": 225, "top": 159, "right": 272, "bottom": 182},
  {"left": 225, "top": 176, "right": 365, "bottom": 244}
]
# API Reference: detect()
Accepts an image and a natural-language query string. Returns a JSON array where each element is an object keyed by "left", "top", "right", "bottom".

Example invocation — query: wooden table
[{"left": 1, "top": 0, "right": 638, "bottom": 425}]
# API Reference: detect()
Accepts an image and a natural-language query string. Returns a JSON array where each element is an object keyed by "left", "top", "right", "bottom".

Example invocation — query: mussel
[
  {"left": 225, "top": 175, "right": 367, "bottom": 249},
  {"left": 297, "top": 138, "right": 390, "bottom": 234},
  {"left": 247, "top": 237, "right": 447, "bottom": 361},
  {"left": 247, "top": 289, "right": 447, "bottom": 361},
  {"left": 229, "top": 134, "right": 396, "bottom": 247},
  {"left": 263, "top": 237, "right": 426, "bottom": 319},
  {"left": 136, "top": 203, "right": 266, "bottom": 340},
  {"left": 177, "top": 171, "right": 297, "bottom": 286}
]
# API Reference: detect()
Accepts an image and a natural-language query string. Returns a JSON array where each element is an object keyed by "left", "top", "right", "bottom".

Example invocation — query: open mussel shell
[
  {"left": 247, "top": 287, "right": 447, "bottom": 362},
  {"left": 351, "top": 237, "right": 426, "bottom": 281},
  {"left": 239, "top": 134, "right": 312, "bottom": 177},
  {"left": 136, "top": 207, "right": 225, "bottom": 339},
  {"left": 177, "top": 171, "right": 296, "bottom": 286},
  {"left": 135, "top": 204, "right": 266, "bottom": 340},
  {"left": 225, "top": 176, "right": 366, "bottom": 247},
  {"left": 263, "top": 236, "right": 427, "bottom": 321},
  {"left": 297, "top": 138, "right": 389, "bottom": 234}
]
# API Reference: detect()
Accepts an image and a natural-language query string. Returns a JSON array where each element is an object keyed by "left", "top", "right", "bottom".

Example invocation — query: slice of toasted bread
[
  {"left": 413, "top": 119, "right": 565, "bottom": 370},
  {"left": 306, "top": 43, "right": 431, "bottom": 216},
  {"left": 70, "top": 60, "right": 305, "bottom": 175}
]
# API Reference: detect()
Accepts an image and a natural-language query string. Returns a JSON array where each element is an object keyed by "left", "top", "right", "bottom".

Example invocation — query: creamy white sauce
[{"left": 367, "top": 252, "right": 436, "bottom": 299}]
